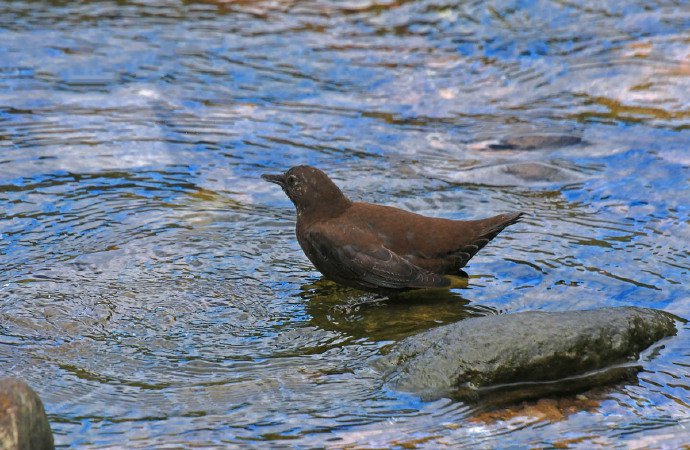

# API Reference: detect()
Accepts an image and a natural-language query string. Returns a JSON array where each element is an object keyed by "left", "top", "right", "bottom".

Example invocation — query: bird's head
[{"left": 262, "top": 165, "right": 350, "bottom": 216}]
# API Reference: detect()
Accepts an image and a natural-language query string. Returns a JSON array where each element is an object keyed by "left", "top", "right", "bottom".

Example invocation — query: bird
[{"left": 262, "top": 165, "right": 523, "bottom": 293}]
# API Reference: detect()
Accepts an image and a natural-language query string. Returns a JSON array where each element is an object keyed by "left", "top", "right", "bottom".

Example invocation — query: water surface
[{"left": 1, "top": 0, "right": 689, "bottom": 447}]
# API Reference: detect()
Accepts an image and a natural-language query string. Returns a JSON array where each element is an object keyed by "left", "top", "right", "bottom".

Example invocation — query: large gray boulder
[
  {"left": 377, "top": 307, "right": 677, "bottom": 401},
  {"left": 0, "top": 378, "right": 54, "bottom": 450}
]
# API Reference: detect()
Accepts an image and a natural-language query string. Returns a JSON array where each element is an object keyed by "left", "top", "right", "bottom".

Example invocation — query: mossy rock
[{"left": 376, "top": 307, "right": 678, "bottom": 401}]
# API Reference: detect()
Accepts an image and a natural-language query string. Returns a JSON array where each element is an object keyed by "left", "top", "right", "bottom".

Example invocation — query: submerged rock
[
  {"left": 426, "top": 161, "right": 585, "bottom": 187},
  {"left": 501, "top": 162, "right": 578, "bottom": 182},
  {"left": 0, "top": 378, "right": 54, "bottom": 450},
  {"left": 377, "top": 307, "right": 677, "bottom": 401}
]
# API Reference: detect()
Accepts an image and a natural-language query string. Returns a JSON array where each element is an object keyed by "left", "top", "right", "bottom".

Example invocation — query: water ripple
[{"left": 0, "top": 0, "right": 689, "bottom": 447}]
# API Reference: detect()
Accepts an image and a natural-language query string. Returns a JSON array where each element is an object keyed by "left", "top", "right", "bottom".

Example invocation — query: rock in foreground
[
  {"left": 377, "top": 307, "right": 677, "bottom": 400},
  {"left": 0, "top": 378, "right": 54, "bottom": 450}
]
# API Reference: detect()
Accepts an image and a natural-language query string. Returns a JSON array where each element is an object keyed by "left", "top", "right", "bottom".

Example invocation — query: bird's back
[{"left": 338, "top": 202, "right": 522, "bottom": 274}]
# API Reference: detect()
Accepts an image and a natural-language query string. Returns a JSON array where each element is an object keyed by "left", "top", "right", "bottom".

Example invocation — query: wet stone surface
[
  {"left": 378, "top": 307, "right": 678, "bottom": 400},
  {"left": 0, "top": 378, "right": 54, "bottom": 450}
]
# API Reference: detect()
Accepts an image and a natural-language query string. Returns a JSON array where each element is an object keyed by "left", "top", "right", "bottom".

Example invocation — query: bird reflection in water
[{"left": 300, "top": 277, "right": 497, "bottom": 342}]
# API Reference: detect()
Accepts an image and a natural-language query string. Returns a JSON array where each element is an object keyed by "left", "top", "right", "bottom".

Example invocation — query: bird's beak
[{"left": 261, "top": 173, "right": 286, "bottom": 187}]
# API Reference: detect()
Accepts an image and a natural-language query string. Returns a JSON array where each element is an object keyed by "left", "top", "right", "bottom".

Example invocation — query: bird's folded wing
[{"left": 305, "top": 225, "right": 450, "bottom": 290}]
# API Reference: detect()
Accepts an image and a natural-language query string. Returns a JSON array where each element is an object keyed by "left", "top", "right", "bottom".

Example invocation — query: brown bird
[{"left": 262, "top": 166, "right": 523, "bottom": 293}]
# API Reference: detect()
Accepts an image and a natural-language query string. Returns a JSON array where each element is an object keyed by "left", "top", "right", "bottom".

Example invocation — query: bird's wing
[{"left": 305, "top": 223, "right": 450, "bottom": 290}]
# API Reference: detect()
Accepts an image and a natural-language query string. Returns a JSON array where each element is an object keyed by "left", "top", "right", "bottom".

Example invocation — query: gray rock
[
  {"left": 489, "top": 135, "right": 583, "bottom": 150},
  {"left": 0, "top": 379, "right": 54, "bottom": 450},
  {"left": 377, "top": 307, "right": 677, "bottom": 401}
]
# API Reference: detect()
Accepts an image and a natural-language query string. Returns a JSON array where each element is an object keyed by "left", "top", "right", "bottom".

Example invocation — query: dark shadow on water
[
  {"left": 301, "top": 277, "right": 497, "bottom": 342},
  {"left": 487, "top": 134, "right": 584, "bottom": 151},
  {"left": 459, "top": 364, "right": 640, "bottom": 409}
]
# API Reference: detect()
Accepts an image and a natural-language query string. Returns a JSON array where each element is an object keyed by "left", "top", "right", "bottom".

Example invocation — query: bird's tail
[
  {"left": 452, "top": 212, "right": 525, "bottom": 268},
  {"left": 480, "top": 211, "right": 524, "bottom": 239}
]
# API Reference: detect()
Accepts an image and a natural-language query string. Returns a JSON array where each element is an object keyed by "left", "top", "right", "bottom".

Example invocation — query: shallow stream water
[{"left": 1, "top": 1, "right": 689, "bottom": 447}]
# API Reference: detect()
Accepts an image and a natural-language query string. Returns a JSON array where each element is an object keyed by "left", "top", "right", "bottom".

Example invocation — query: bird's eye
[{"left": 287, "top": 175, "right": 298, "bottom": 186}]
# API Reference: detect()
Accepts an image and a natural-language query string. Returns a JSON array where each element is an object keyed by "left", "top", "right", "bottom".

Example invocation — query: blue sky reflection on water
[{"left": 0, "top": 0, "right": 689, "bottom": 447}]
